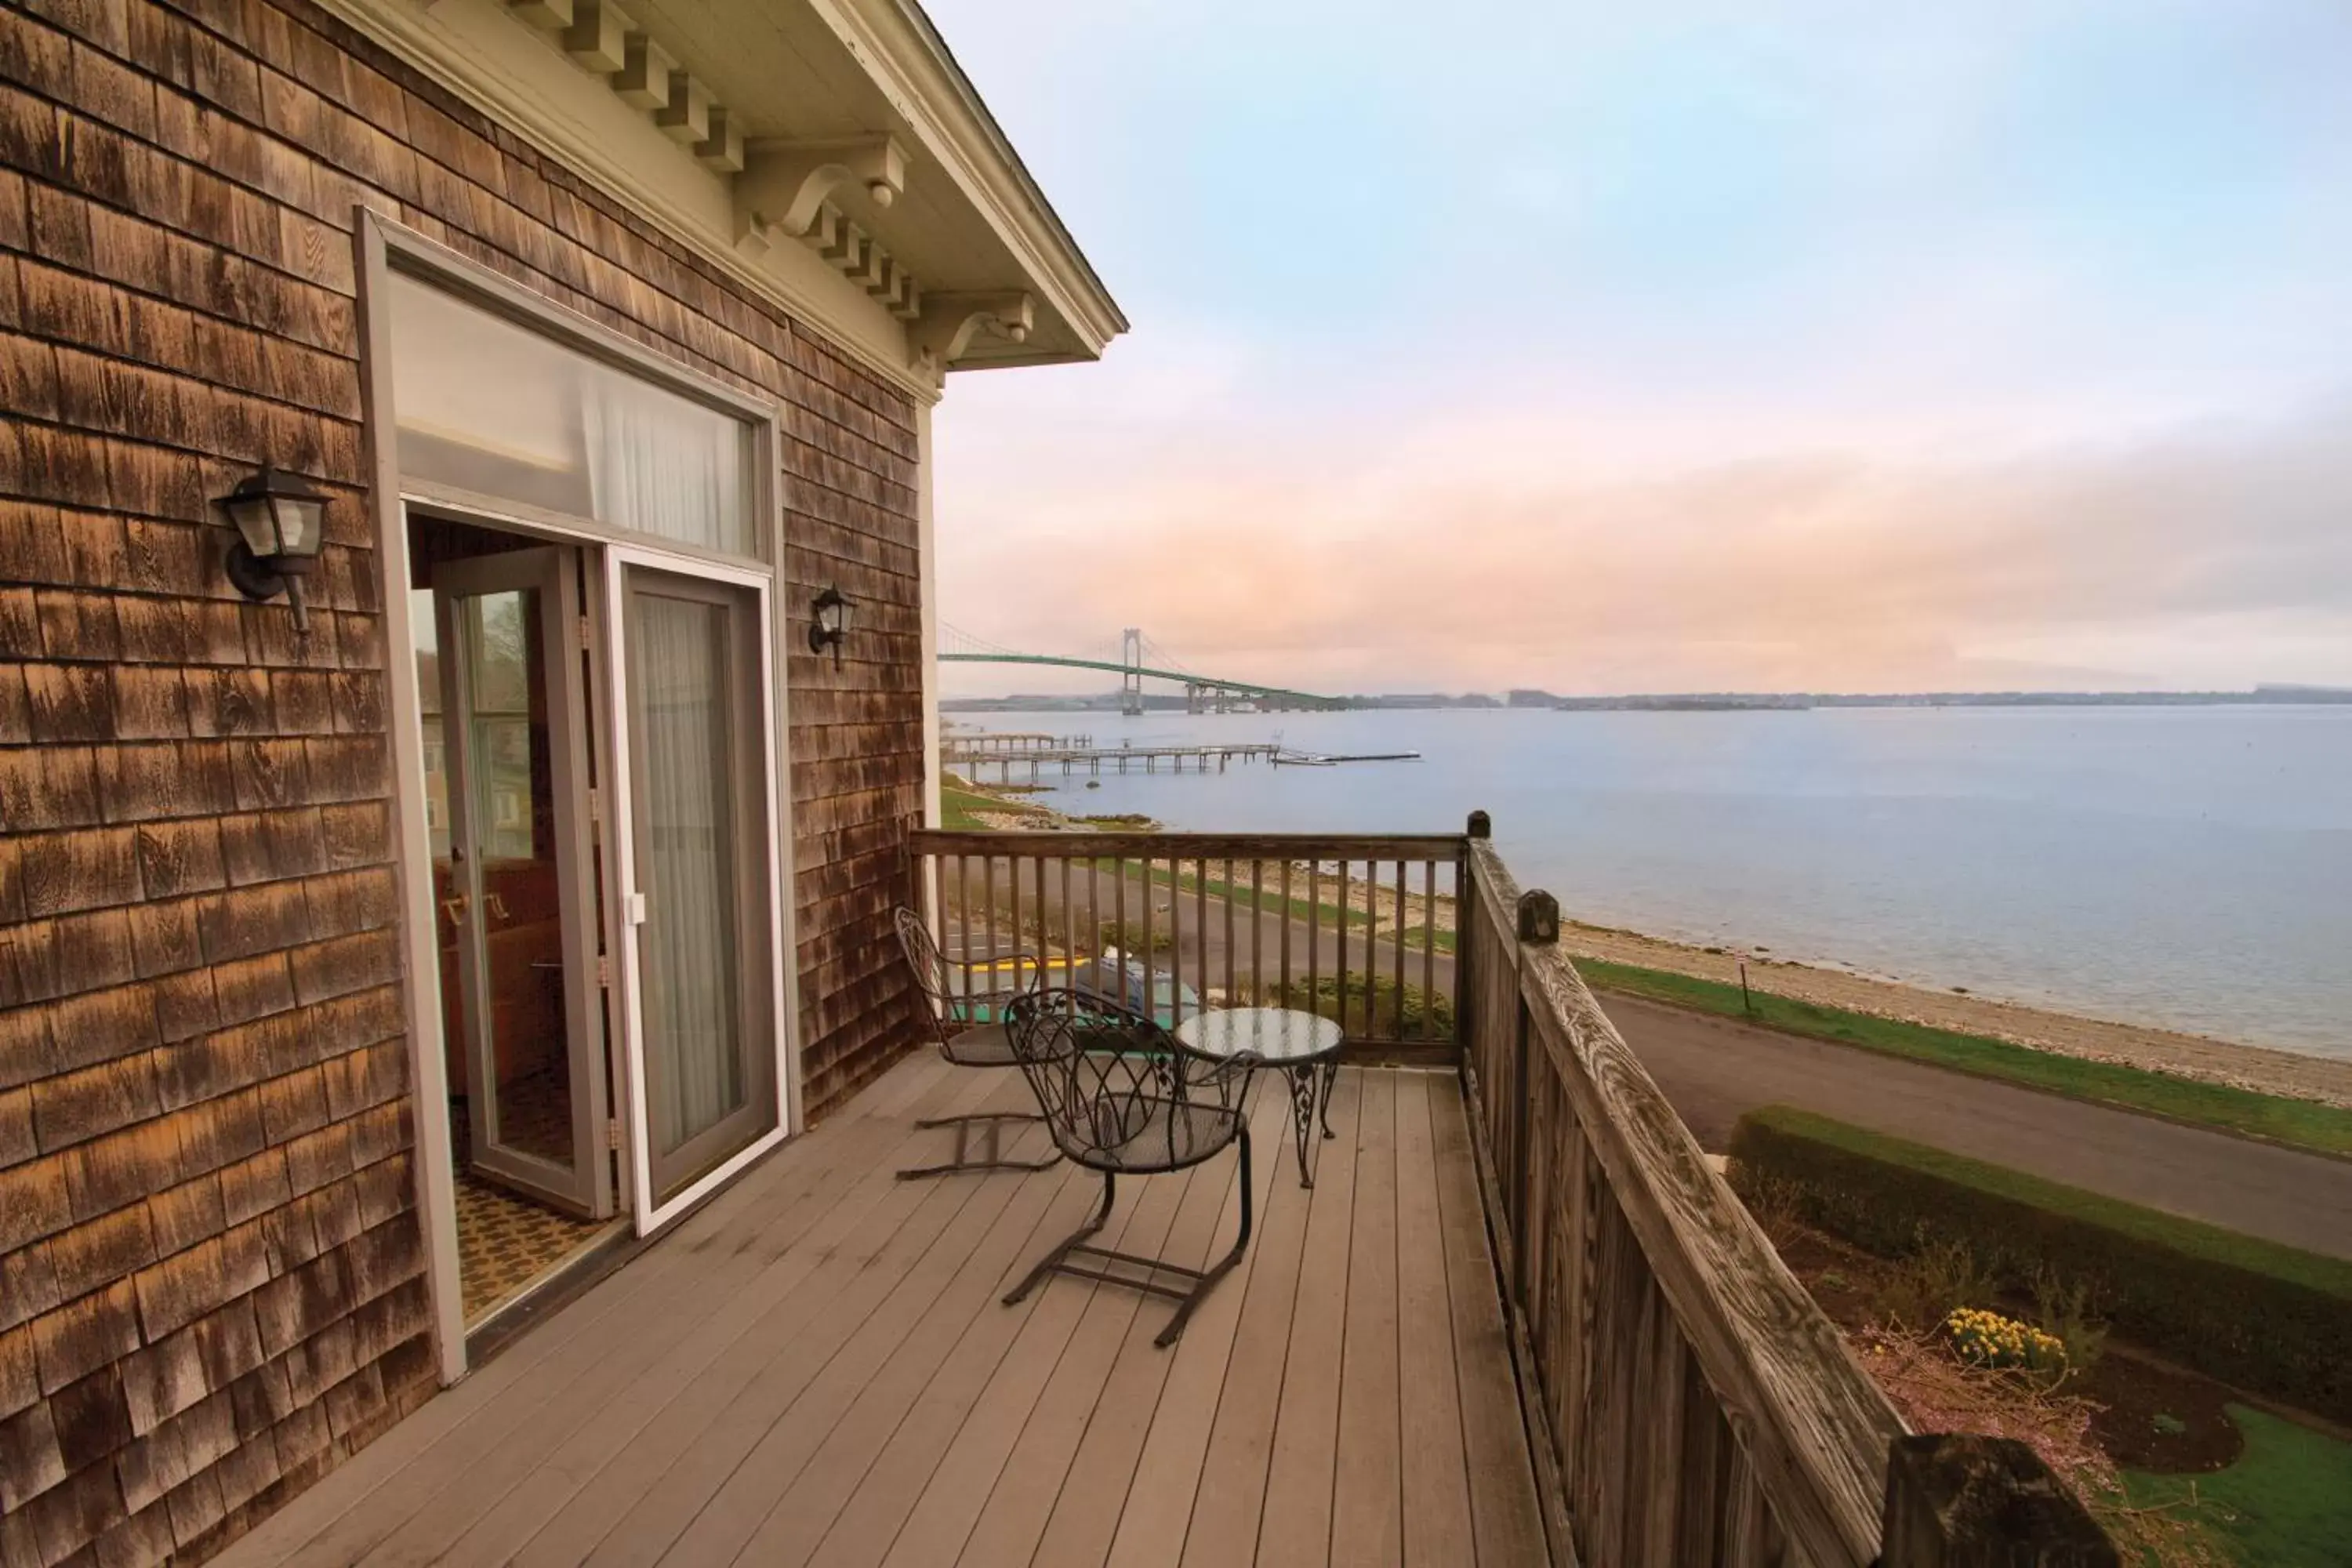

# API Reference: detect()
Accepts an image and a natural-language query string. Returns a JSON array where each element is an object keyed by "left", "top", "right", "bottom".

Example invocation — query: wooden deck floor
[{"left": 214, "top": 1057, "right": 1547, "bottom": 1568}]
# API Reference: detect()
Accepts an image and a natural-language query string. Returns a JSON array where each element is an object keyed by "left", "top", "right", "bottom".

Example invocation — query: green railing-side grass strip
[{"left": 1577, "top": 957, "right": 2352, "bottom": 1160}]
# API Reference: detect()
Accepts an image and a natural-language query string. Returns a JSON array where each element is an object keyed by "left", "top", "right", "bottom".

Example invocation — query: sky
[{"left": 922, "top": 0, "right": 2352, "bottom": 697}]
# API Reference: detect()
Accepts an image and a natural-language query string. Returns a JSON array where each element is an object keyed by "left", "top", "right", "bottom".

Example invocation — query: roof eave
[{"left": 818, "top": 0, "right": 1130, "bottom": 364}]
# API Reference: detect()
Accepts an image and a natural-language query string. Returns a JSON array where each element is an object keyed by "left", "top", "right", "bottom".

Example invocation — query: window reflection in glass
[{"left": 462, "top": 590, "right": 542, "bottom": 865}]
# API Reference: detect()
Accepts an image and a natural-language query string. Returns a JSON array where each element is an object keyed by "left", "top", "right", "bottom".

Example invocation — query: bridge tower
[{"left": 1121, "top": 628, "right": 1145, "bottom": 717}]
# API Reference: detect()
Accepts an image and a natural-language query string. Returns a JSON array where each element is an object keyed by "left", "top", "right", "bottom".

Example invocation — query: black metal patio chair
[
  {"left": 894, "top": 906, "right": 1061, "bottom": 1180},
  {"left": 1000, "top": 988, "right": 1261, "bottom": 1347}
]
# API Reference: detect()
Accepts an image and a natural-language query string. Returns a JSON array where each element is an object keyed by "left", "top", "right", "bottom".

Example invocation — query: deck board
[
  {"left": 1252, "top": 1069, "right": 1365, "bottom": 1566},
  {"left": 1431, "top": 1076, "right": 1553, "bottom": 1566},
  {"left": 212, "top": 1058, "right": 1544, "bottom": 1568},
  {"left": 499, "top": 1076, "right": 1025, "bottom": 1566},
  {"left": 1332, "top": 1067, "right": 1404, "bottom": 1567},
  {"left": 1395, "top": 1073, "right": 1481, "bottom": 1566},
  {"left": 1102, "top": 1080, "right": 1298, "bottom": 1568}
]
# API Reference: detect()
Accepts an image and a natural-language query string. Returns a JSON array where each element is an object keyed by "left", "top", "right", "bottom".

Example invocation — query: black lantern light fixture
[
  {"left": 216, "top": 465, "right": 328, "bottom": 631},
  {"left": 808, "top": 583, "right": 852, "bottom": 666}
]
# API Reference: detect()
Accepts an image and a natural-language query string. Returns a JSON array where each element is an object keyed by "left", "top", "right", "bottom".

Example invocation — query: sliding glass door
[{"left": 610, "top": 557, "right": 782, "bottom": 1217}]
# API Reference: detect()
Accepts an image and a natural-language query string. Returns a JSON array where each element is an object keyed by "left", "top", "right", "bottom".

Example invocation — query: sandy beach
[{"left": 1561, "top": 920, "right": 2352, "bottom": 1111}]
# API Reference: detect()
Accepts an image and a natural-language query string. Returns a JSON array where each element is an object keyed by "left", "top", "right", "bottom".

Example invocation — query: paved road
[
  {"left": 941, "top": 857, "right": 2352, "bottom": 1260},
  {"left": 1604, "top": 993, "right": 2352, "bottom": 1261}
]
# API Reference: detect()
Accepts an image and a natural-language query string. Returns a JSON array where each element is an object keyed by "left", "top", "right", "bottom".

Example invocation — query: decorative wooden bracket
[
  {"left": 733, "top": 136, "right": 909, "bottom": 247},
  {"left": 909, "top": 290, "right": 1034, "bottom": 376}
]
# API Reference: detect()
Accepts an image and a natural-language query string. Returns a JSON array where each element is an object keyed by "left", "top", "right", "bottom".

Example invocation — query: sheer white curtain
[
  {"left": 583, "top": 380, "right": 749, "bottom": 554},
  {"left": 631, "top": 594, "right": 745, "bottom": 1154}
]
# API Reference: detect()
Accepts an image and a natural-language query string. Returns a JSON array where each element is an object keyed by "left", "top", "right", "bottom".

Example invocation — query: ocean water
[{"left": 967, "top": 705, "right": 2352, "bottom": 1060}]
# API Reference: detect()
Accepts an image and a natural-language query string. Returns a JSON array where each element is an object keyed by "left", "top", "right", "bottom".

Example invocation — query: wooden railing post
[
  {"left": 1515, "top": 887, "right": 1559, "bottom": 946},
  {"left": 1879, "top": 1436, "right": 2118, "bottom": 1567},
  {"left": 1457, "top": 811, "right": 1488, "bottom": 1084}
]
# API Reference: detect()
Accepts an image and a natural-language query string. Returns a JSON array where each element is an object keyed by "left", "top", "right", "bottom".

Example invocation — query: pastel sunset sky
[{"left": 924, "top": 0, "right": 2352, "bottom": 696}]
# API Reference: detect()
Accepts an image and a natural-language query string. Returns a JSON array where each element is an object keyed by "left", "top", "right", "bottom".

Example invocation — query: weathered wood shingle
[{"left": 2, "top": 0, "right": 928, "bottom": 1555}]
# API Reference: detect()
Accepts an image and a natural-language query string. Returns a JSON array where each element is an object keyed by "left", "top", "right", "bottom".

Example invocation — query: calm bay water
[{"left": 975, "top": 705, "right": 2352, "bottom": 1059}]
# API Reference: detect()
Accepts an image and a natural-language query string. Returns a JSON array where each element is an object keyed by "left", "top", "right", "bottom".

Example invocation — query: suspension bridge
[{"left": 939, "top": 625, "right": 1346, "bottom": 713}]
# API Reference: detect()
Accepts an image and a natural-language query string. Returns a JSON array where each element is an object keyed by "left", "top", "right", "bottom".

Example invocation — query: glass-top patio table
[{"left": 1174, "top": 1007, "right": 1345, "bottom": 1188}]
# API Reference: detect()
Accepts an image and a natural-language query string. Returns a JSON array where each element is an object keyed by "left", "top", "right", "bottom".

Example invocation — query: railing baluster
[
  {"left": 1421, "top": 859, "right": 1437, "bottom": 1044},
  {"left": 1333, "top": 859, "right": 1348, "bottom": 1039},
  {"left": 1250, "top": 859, "right": 1263, "bottom": 1006},
  {"left": 1359, "top": 859, "right": 1377, "bottom": 1041},
  {"left": 985, "top": 853, "right": 1000, "bottom": 995},
  {"left": 955, "top": 853, "right": 971, "bottom": 973},
  {"left": 1279, "top": 858, "right": 1292, "bottom": 1007},
  {"left": 928, "top": 849, "right": 946, "bottom": 965},
  {"left": 1196, "top": 854, "right": 1210, "bottom": 1014},
  {"left": 1141, "top": 854, "right": 1154, "bottom": 1011},
  {"left": 1033, "top": 854, "right": 1047, "bottom": 987},
  {"left": 1007, "top": 851, "right": 1022, "bottom": 993},
  {"left": 1221, "top": 857, "right": 1235, "bottom": 1007},
  {"left": 1383, "top": 860, "right": 1402, "bottom": 1044},
  {"left": 1060, "top": 855, "right": 1073, "bottom": 992},
  {"left": 1171, "top": 855, "right": 1185, "bottom": 1018},
  {"left": 1305, "top": 859, "right": 1319, "bottom": 1021},
  {"left": 1345, "top": 860, "right": 1364, "bottom": 1044}
]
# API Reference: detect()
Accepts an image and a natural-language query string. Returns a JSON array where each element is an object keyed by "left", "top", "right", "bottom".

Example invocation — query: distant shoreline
[{"left": 946, "top": 686, "right": 2352, "bottom": 714}]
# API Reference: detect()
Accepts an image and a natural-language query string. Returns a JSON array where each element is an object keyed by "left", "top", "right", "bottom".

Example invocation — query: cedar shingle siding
[{"left": 0, "top": 0, "right": 927, "bottom": 1557}]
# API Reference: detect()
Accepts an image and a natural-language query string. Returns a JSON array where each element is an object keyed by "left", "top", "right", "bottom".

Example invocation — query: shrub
[
  {"left": 1252, "top": 970, "right": 1454, "bottom": 1040},
  {"left": 2029, "top": 1263, "right": 2110, "bottom": 1375},
  {"left": 1729, "top": 1105, "right": 2352, "bottom": 1423},
  {"left": 1098, "top": 920, "right": 1174, "bottom": 954},
  {"left": 1880, "top": 1230, "right": 2001, "bottom": 1330},
  {"left": 1944, "top": 1307, "right": 2068, "bottom": 1377}
]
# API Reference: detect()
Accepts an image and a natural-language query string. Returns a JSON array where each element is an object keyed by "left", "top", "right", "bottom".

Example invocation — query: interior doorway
[{"left": 410, "top": 512, "right": 621, "bottom": 1327}]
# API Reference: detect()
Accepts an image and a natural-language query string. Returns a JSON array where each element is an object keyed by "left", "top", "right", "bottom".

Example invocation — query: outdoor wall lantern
[
  {"left": 217, "top": 465, "right": 328, "bottom": 631},
  {"left": 808, "top": 584, "right": 853, "bottom": 666}
]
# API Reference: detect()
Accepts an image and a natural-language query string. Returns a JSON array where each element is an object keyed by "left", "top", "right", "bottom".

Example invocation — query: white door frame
[
  {"left": 361, "top": 211, "right": 803, "bottom": 1380},
  {"left": 600, "top": 542, "right": 796, "bottom": 1235}
]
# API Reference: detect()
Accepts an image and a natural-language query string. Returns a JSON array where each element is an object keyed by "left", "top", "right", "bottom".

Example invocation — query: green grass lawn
[
  {"left": 2124, "top": 1405, "right": 2352, "bottom": 1566},
  {"left": 939, "top": 785, "right": 1018, "bottom": 831},
  {"left": 1578, "top": 957, "right": 2352, "bottom": 1160},
  {"left": 1108, "top": 860, "right": 1374, "bottom": 932}
]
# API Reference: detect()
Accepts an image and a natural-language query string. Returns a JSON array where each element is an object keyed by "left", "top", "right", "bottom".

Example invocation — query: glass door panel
[
  {"left": 619, "top": 565, "right": 776, "bottom": 1207},
  {"left": 433, "top": 547, "right": 612, "bottom": 1218}
]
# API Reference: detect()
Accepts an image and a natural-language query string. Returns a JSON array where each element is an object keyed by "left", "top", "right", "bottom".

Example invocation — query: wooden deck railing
[
  {"left": 909, "top": 829, "right": 1463, "bottom": 1058},
  {"left": 1451, "top": 814, "right": 2113, "bottom": 1567},
  {"left": 906, "top": 818, "right": 2114, "bottom": 1566}
]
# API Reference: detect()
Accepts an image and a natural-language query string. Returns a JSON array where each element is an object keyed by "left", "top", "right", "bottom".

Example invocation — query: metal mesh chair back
[
  {"left": 897, "top": 905, "right": 1040, "bottom": 1047},
  {"left": 1005, "top": 989, "right": 1255, "bottom": 1171},
  {"left": 895, "top": 906, "right": 959, "bottom": 1046}
]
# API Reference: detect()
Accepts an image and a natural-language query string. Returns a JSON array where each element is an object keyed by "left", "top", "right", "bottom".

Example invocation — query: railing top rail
[
  {"left": 911, "top": 829, "right": 1468, "bottom": 861},
  {"left": 1466, "top": 837, "right": 1904, "bottom": 1567}
]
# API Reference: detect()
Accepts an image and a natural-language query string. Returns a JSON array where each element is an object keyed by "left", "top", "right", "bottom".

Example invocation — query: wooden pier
[
  {"left": 942, "top": 741, "right": 1283, "bottom": 779},
  {"left": 940, "top": 729, "right": 1094, "bottom": 753}
]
